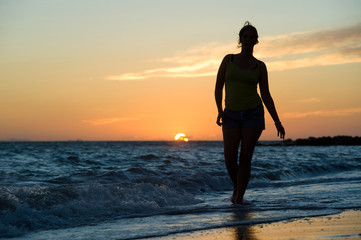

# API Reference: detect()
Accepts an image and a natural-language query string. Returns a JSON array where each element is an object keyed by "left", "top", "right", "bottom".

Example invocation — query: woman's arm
[
  {"left": 214, "top": 54, "right": 231, "bottom": 126},
  {"left": 259, "top": 61, "right": 285, "bottom": 139}
]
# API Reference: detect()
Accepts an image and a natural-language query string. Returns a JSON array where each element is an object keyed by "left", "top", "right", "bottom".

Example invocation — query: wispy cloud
[
  {"left": 258, "top": 24, "right": 361, "bottom": 57},
  {"left": 255, "top": 23, "right": 361, "bottom": 71},
  {"left": 105, "top": 23, "right": 361, "bottom": 81},
  {"left": 83, "top": 117, "right": 139, "bottom": 126},
  {"left": 106, "top": 74, "right": 146, "bottom": 81},
  {"left": 295, "top": 98, "right": 323, "bottom": 103},
  {"left": 282, "top": 107, "right": 361, "bottom": 119},
  {"left": 105, "top": 43, "right": 230, "bottom": 81},
  {"left": 265, "top": 45, "right": 361, "bottom": 71}
]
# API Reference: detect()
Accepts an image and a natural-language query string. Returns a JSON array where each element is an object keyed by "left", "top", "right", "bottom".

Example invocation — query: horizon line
[{"left": 1, "top": 135, "right": 360, "bottom": 143}]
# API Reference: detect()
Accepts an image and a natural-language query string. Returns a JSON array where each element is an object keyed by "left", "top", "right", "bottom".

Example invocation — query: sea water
[{"left": 0, "top": 141, "right": 360, "bottom": 239}]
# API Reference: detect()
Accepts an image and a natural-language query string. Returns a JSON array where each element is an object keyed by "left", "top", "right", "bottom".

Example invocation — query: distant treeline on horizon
[{"left": 277, "top": 136, "right": 361, "bottom": 146}]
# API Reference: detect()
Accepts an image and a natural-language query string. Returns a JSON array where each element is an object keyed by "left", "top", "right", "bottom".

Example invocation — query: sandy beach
[{"left": 156, "top": 210, "right": 361, "bottom": 240}]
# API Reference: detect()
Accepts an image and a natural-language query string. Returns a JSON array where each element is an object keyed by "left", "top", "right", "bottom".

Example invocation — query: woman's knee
[
  {"left": 239, "top": 155, "right": 252, "bottom": 166},
  {"left": 239, "top": 146, "right": 256, "bottom": 164},
  {"left": 224, "top": 151, "right": 238, "bottom": 165}
]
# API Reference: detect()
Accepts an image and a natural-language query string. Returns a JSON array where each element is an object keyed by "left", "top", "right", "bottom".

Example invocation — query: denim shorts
[{"left": 222, "top": 105, "right": 265, "bottom": 130}]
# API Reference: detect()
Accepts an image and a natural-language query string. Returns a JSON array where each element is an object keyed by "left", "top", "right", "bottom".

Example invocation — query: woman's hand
[
  {"left": 275, "top": 122, "right": 285, "bottom": 139},
  {"left": 216, "top": 112, "right": 224, "bottom": 126}
]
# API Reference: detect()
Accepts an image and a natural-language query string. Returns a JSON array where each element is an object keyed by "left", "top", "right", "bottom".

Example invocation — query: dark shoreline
[{"left": 260, "top": 135, "right": 361, "bottom": 146}]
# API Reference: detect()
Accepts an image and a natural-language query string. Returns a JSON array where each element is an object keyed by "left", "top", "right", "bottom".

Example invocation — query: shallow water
[{"left": 1, "top": 141, "right": 360, "bottom": 239}]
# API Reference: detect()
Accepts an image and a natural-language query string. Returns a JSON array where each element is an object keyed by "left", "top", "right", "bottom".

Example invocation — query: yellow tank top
[{"left": 225, "top": 57, "right": 262, "bottom": 111}]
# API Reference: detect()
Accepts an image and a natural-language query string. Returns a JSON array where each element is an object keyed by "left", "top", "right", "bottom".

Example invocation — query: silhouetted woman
[{"left": 215, "top": 22, "right": 285, "bottom": 204}]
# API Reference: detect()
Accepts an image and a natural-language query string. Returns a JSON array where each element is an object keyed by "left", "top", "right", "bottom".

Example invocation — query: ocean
[{"left": 0, "top": 141, "right": 360, "bottom": 239}]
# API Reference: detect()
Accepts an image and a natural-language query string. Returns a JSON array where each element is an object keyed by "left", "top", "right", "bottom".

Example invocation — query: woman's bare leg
[
  {"left": 222, "top": 127, "right": 241, "bottom": 203},
  {"left": 235, "top": 128, "right": 263, "bottom": 204}
]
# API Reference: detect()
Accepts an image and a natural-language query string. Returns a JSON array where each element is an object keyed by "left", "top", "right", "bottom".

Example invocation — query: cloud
[
  {"left": 296, "top": 98, "right": 323, "bottom": 103},
  {"left": 105, "top": 23, "right": 361, "bottom": 81},
  {"left": 83, "top": 117, "right": 139, "bottom": 126},
  {"left": 253, "top": 23, "right": 361, "bottom": 71},
  {"left": 282, "top": 107, "right": 361, "bottom": 119},
  {"left": 106, "top": 74, "right": 146, "bottom": 81},
  {"left": 295, "top": 98, "right": 323, "bottom": 103},
  {"left": 105, "top": 43, "right": 231, "bottom": 81},
  {"left": 258, "top": 23, "right": 361, "bottom": 57},
  {"left": 265, "top": 44, "right": 361, "bottom": 71}
]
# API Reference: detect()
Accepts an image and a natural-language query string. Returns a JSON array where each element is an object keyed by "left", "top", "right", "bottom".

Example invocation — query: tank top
[{"left": 225, "top": 55, "right": 262, "bottom": 111}]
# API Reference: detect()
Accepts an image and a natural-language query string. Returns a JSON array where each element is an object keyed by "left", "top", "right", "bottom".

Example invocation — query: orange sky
[{"left": 1, "top": 1, "right": 361, "bottom": 141}]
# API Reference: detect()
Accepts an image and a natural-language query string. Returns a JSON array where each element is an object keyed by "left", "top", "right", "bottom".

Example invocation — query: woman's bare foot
[
  {"left": 231, "top": 190, "right": 237, "bottom": 204},
  {"left": 234, "top": 194, "right": 243, "bottom": 204}
]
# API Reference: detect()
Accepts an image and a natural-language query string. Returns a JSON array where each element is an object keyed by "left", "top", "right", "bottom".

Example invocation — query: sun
[{"left": 174, "top": 133, "right": 189, "bottom": 142}]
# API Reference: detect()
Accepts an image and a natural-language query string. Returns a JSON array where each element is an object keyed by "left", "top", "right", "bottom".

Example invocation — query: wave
[
  {"left": 2, "top": 165, "right": 360, "bottom": 238},
  {"left": 251, "top": 156, "right": 361, "bottom": 186},
  {"left": 0, "top": 180, "right": 203, "bottom": 238},
  {"left": 1, "top": 143, "right": 361, "bottom": 238}
]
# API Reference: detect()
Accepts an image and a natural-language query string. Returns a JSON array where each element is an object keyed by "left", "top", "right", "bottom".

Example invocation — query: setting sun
[{"left": 174, "top": 133, "right": 189, "bottom": 142}]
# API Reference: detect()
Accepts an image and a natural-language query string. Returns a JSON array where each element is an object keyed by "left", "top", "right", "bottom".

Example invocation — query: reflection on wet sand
[
  {"left": 156, "top": 210, "right": 361, "bottom": 240},
  {"left": 231, "top": 209, "right": 258, "bottom": 240}
]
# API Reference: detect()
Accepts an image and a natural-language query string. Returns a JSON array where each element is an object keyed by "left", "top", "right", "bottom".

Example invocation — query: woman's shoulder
[
  {"left": 223, "top": 54, "right": 233, "bottom": 62},
  {"left": 220, "top": 54, "right": 233, "bottom": 67},
  {"left": 256, "top": 59, "right": 267, "bottom": 70},
  {"left": 254, "top": 57, "right": 265, "bottom": 65}
]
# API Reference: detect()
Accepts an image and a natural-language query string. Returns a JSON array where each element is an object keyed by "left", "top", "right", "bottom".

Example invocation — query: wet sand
[{"left": 156, "top": 210, "right": 361, "bottom": 240}]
